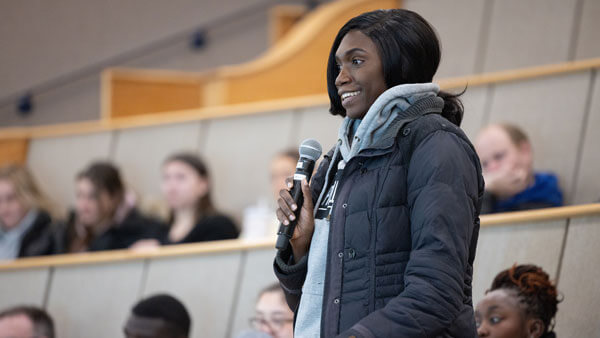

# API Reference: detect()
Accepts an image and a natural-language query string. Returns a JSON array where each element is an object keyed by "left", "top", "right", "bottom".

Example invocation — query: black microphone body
[{"left": 275, "top": 156, "right": 316, "bottom": 251}]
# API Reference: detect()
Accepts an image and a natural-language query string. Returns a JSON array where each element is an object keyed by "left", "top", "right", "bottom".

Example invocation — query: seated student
[
  {"left": 0, "top": 305, "right": 55, "bottom": 338},
  {"left": 124, "top": 294, "right": 191, "bottom": 338},
  {"left": 0, "top": 165, "right": 58, "bottom": 260},
  {"left": 241, "top": 282, "right": 293, "bottom": 338},
  {"left": 475, "top": 264, "right": 560, "bottom": 338},
  {"left": 58, "top": 162, "right": 163, "bottom": 252},
  {"left": 133, "top": 153, "right": 238, "bottom": 249},
  {"left": 242, "top": 149, "right": 299, "bottom": 239},
  {"left": 475, "top": 123, "right": 563, "bottom": 214}
]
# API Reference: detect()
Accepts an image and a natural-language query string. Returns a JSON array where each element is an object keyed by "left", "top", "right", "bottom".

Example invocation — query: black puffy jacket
[{"left": 275, "top": 99, "right": 484, "bottom": 337}]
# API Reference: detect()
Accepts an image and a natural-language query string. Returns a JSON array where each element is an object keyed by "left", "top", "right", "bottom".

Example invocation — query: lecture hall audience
[
  {"left": 475, "top": 264, "right": 560, "bottom": 338},
  {"left": 475, "top": 123, "right": 563, "bottom": 214},
  {"left": 0, "top": 305, "right": 55, "bottom": 338},
  {"left": 0, "top": 165, "right": 58, "bottom": 260}
]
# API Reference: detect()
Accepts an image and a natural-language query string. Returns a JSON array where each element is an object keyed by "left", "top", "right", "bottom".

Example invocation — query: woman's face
[
  {"left": 0, "top": 179, "right": 29, "bottom": 230},
  {"left": 75, "top": 178, "right": 112, "bottom": 227},
  {"left": 253, "top": 291, "right": 294, "bottom": 338},
  {"left": 335, "top": 30, "right": 388, "bottom": 119},
  {"left": 475, "top": 289, "right": 541, "bottom": 338},
  {"left": 161, "top": 161, "right": 208, "bottom": 210}
]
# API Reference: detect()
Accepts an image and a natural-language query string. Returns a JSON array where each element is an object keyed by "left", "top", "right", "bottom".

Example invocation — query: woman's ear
[
  {"left": 196, "top": 177, "right": 210, "bottom": 197},
  {"left": 526, "top": 318, "right": 544, "bottom": 338}
]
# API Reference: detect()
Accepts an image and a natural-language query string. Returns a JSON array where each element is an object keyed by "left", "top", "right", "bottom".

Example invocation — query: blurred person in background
[
  {"left": 475, "top": 264, "right": 560, "bottom": 338},
  {"left": 242, "top": 149, "right": 299, "bottom": 239},
  {"left": 238, "top": 282, "right": 293, "bottom": 338},
  {"left": 475, "top": 123, "right": 563, "bottom": 214},
  {"left": 132, "top": 153, "right": 238, "bottom": 249},
  {"left": 0, "top": 305, "right": 54, "bottom": 338},
  {"left": 124, "top": 294, "right": 191, "bottom": 338},
  {"left": 58, "top": 161, "right": 163, "bottom": 252},
  {"left": 0, "top": 165, "right": 58, "bottom": 260}
]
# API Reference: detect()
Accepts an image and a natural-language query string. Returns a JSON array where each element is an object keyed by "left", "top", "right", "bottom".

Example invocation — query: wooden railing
[
  {"left": 1, "top": 204, "right": 598, "bottom": 272},
  {"left": 1, "top": 57, "right": 598, "bottom": 144},
  {"left": 0, "top": 204, "right": 599, "bottom": 338}
]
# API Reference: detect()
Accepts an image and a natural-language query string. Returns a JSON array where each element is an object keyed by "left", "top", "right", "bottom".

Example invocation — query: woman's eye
[
  {"left": 352, "top": 58, "right": 364, "bottom": 65},
  {"left": 490, "top": 316, "right": 502, "bottom": 324},
  {"left": 336, "top": 63, "right": 342, "bottom": 71}
]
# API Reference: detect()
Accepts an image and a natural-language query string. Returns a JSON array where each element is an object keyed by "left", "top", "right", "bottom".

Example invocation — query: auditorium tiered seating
[
  {"left": 2, "top": 0, "right": 600, "bottom": 337},
  {"left": 0, "top": 204, "right": 598, "bottom": 337}
]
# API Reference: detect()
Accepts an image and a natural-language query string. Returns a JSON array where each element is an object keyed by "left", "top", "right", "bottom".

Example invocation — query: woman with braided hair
[{"left": 475, "top": 264, "right": 560, "bottom": 338}]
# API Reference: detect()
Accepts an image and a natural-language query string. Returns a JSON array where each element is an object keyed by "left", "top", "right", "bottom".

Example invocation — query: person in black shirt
[
  {"left": 57, "top": 162, "right": 162, "bottom": 253},
  {"left": 132, "top": 153, "right": 238, "bottom": 249}
]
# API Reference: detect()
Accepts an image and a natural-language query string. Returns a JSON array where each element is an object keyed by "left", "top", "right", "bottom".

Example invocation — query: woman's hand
[
  {"left": 129, "top": 239, "right": 161, "bottom": 252},
  {"left": 276, "top": 178, "right": 315, "bottom": 262}
]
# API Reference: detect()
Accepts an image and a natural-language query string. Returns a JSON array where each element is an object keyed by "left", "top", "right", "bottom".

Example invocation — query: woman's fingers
[
  {"left": 301, "top": 179, "right": 313, "bottom": 211},
  {"left": 277, "top": 192, "right": 296, "bottom": 222},
  {"left": 276, "top": 208, "right": 290, "bottom": 225},
  {"left": 279, "top": 187, "right": 297, "bottom": 211}
]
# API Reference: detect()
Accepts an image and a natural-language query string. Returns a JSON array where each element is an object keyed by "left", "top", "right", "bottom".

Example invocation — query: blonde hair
[
  {"left": 498, "top": 123, "right": 530, "bottom": 146},
  {"left": 0, "top": 165, "right": 57, "bottom": 218}
]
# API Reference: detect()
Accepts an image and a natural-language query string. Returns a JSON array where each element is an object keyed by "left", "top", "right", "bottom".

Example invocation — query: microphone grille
[{"left": 299, "top": 138, "right": 322, "bottom": 162}]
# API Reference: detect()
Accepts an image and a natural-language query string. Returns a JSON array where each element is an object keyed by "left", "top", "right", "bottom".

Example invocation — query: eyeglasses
[{"left": 249, "top": 316, "right": 294, "bottom": 331}]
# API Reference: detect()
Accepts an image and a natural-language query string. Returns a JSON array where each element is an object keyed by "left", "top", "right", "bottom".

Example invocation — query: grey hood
[{"left": 337, "top": 82, "right": 442, "bottom": 161}]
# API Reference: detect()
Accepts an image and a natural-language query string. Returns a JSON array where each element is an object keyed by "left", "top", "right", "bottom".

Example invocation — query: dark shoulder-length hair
[
  {"left": 164, "top": 153, "right": 216, "bottom": 224},
  {"left": 326, "top": 9, "right": 463, "bottom": 126}
]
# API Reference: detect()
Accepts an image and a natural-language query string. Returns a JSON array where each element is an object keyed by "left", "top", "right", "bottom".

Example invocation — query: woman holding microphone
[{"left": 274, "top": 9, "right": 484, "bottom": 337}]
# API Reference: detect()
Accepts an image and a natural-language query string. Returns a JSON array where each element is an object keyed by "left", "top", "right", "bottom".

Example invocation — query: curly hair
[{"left": 490, "top": 264, "right": 560, "bottom": 337}]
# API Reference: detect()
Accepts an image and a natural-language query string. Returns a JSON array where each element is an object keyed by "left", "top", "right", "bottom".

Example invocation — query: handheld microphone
[{"left": 276, "top": 139, "right": 322, "bottom": 251}]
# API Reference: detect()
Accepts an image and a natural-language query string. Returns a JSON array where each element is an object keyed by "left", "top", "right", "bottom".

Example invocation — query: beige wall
[
  {"left": 555, "top": 216, "right": 600, "bottom": 337},
  {"left": 3, "top": 0, "right": 600, "bottom": 127},
  {"left": 0, "top": 0, "right": 273, "bottom": 127}
]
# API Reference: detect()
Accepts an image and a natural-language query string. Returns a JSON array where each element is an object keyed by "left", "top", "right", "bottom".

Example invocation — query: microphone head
[{"left": 299, "top": 138, "right": 322, "bottom": 162}]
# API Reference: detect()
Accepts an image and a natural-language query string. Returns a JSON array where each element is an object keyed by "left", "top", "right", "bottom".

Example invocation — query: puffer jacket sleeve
[{"left": 339, "top": 130, "right": 482, "bottom": 337}]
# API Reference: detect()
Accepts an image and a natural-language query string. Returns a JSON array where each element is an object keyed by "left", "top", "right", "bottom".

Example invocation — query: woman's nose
[
  {"left": 335, "top": 67, "right": 350, "bottom": 87},
  {"left": 477, "top": 323, "right": 489, "bottom": 337}
]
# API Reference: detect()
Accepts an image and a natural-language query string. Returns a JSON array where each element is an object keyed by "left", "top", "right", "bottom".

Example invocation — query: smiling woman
[{"left": 274, "top": 8, "right": 485, "bottom": 338}]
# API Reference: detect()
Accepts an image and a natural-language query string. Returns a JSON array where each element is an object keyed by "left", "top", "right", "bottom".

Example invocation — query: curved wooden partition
[
  {"left": 1, "top": 204, "right": 599, "bottom": 337},
  {"left": 102, "top": 0, "right": 400, "bottom": 118},
  {"left": 104, "top": 68, "right": 206, "bottom": 118},
  {"left": 0, "top": 138, "right": 29, "bottom": 166},
  {"left": 208, "top": 0, "right": 400, "bottom": 105}
]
